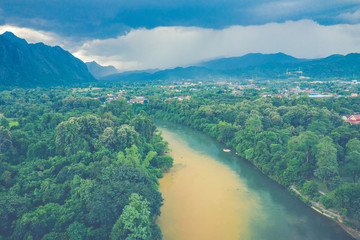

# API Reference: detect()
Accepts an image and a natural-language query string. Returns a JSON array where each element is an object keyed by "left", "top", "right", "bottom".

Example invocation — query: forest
[
  {"left": 0, "top": 88, "right": 173, "bottom": 240},
  {"left": 144, "top": 86, "right": 360, "bottom": 229},
  {"left": 1, "top": 81, "right": 360, "bottom": 239}
]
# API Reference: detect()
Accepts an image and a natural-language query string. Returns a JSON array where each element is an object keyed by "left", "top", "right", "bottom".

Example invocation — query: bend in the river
[{"left": 156, "top": 120, "right": 354, "bottom": 240}]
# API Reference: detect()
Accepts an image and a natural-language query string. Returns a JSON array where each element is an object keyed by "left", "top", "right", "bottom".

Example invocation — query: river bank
[
  {"left": 290, "top": 185, "right": 360, "bottom": 240},
  {"left": 155, "top": 120, "right": 354, "bottom": 240}
]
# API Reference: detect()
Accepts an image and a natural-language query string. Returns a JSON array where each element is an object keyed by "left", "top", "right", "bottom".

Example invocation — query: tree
[
  {"left": 151, "top": 155, "right": 173, "bottom": 172},
  {"left": 302, "top": 180, "right": 318, "bottom": 198},
  {"left": 110, "top": 193, "right": 152, "bottom": 240},
  {"left": 0, "top": 126, "right": 12, "bottom": 153},
  {"left": 99, "top": 127, "right": 116, "bottom": 150},
  {"left": 288, "top": 131, "right": 318, "bottom": 164},
  {"left": 117, "top": 145, "right": 142, "bottom": 168},
  {"left": 12, "top": 203, "right": 69, "bottom": 240},
  {"left": 66, "top": 221, "right": 88, "bottom": 240},
  {"left": 217, "top": 121, "right": 236, "bottom": 143},
  {"left": 143, "top": 151, "right": 157, "bottom": 169},
  {"left": 106, "top": 99, "right": 130, "bottom": 118},
  {"left": 0, "top": 193, "right": 28, "bottom": 237},
  {"left": 130, "top": 115, "right": 156, "bottom": 141},
  {"left": 0, "top": 118, "right": 9, "bottom": 128},
  {"left": 27, "top": 141, "right": 49, "bottom": 159},
  {"left": 76, "top": 115, "right": 105, "bottom": 138},
  {"left": 117, "top": 125, "right": 139, "bottom": 151},
  {"left": 55, "top": 120, "right": 82, "bottom": 156},
  {"left": 245, "top": 115, "right": 263, "bottom": 135},
  {"left": 344, "top": 138, "right": 360, "bottom": 183},
  {"left": 314, "top": 137, "right": 338, "bottom": 186}
]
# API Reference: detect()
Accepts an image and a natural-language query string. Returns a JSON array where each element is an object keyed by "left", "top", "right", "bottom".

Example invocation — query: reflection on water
[{"left": 156, "top": 121, "right": 354, "bottom": 240}]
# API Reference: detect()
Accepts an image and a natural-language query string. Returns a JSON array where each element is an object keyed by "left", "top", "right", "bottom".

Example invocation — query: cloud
[
  {"left": 337, "top": 8, "right": 360, "bottom": 24},
  {"left": 248, "top": 0, "right": 360, "bottom": 25},
  {"left": 0, "top": 0, "right": 359, "bottom": 39},
  {"left": 0, "top": 25, "right": 86, "bottom": 51},
  {"left": 2, "top": 20, "right": 360, "bottom": 72},
  {"left": 74, "top": 20, "right": 360, "bottom": 71}
]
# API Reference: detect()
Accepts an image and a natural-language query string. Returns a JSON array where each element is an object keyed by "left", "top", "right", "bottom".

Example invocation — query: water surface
[{"left": 156, "top": 120, "right": 353, "bottom": 240}]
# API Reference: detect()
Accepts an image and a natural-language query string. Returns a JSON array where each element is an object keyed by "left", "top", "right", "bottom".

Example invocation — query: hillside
[
  {"left": 300, "top": 53, "right": 360, "bottom": 78},
  {"left": 86, "top": 61, "right": 118, "bottom": 79},
  {"left": 100, "top": 66, "right": 216, "bottom": 82},
  {"left": 101, "top": 53, "right": 360, "bottom": 82},
  {"left": 0, "top": 32, "right": 96, "bottom": 86},
  {"left": 198, "top": 53, "right": 309, "bottom": 70}
]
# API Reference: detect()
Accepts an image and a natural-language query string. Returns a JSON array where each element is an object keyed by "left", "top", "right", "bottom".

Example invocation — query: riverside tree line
[{"left": 146, "top": 89, "right": 360, "bottom": 228}]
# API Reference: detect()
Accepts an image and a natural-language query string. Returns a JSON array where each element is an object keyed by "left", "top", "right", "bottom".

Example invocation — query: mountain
[
  {"left": 86, "top": 61, "right": 118, "bottom": 79},
  {"left": 100, "top": 66, "right": 216, "bottom": 82},
  {"left": 0, "top": 32, "right": 96, "bottom": 86},
  {"left": 299, "top": 53, "right": 360, "bottom": 78},
  {"left": 102, "top": 52, "right": 360, "bottom": 82},
  {"left": 198, "top": 53, "right": 309, "bottom": 70},
  {"left": 99, "top": 68, "right": 162, "bottom": 81}
]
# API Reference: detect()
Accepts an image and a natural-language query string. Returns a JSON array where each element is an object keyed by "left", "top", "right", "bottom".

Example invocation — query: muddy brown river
[{"left": 156, "top": 120, "right": 353, "bottom": 240}]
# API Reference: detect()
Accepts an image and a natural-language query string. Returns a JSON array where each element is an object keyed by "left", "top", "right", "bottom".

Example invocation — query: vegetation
[
  {"left": 2, "top": 78, "right": 360, "bottom": 238},
  {"left": 0, "top": 88, "right": 172, "bottom": 239},
  {"left": 142, "top": 84, "right": 360, "bottom": 228}
]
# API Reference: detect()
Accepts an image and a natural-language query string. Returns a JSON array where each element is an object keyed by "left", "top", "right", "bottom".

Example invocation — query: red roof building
[
  {"left": 129, "top": 97, "right": 148, "bottom": 104},
  {"left": 343, "top": 114, "right": 360, "bottom": 124}
]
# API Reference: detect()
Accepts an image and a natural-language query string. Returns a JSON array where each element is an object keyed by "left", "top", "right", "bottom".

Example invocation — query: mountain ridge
[
  {"left": 86, "top": 61, "right": 119, "bottom": 79},
  {"left": 0, "top": 32, "right": 96, "bottom": 87},
  {"left": 101, "top": 52, "right": 360, "bottom": 82},
  {"left": 197, "top": 52, "right": 310, "bottom": 70}
]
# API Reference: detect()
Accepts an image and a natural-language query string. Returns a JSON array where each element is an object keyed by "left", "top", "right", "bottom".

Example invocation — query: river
[{"left": 156, "top": 120, "right": 354, "bottom": 240}]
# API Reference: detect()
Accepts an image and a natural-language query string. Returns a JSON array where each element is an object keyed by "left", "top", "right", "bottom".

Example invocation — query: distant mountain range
[
  {"left": 0, "top": 32, "right": 95, "bottom": 86},
  {"left": 197, "top": 53, "right": 309, "bottom": 70},
  {"left": 86, "top": 61, "right": 118, "bottom": 79},
  {"left": 102, "top": 52, "right": 360, "bottom": 82},
  {"left": 1, "top": 31, "right": 359, "bottom": 85}
]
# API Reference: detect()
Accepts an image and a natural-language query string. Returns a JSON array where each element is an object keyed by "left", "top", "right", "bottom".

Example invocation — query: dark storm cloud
[{"left": 0, "top": 0, "right": 359, "bottom": 39}]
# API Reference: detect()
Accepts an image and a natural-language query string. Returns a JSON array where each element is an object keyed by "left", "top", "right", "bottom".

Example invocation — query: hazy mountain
[
  {"left": 198, "top": 53, "right": 309, "bottom": 70},
  {"left": 100, "top": 66, "right": 219, "bottom": 82},
  {"left": 100, "top": 69, "right": 161, "bottom": 81},
  {"left": 0, "top": 32, "right": 96, "bottom": 86},
  {"left": 298, "top": 53, "right": 360, "bottom": 78},
  {"left": 101, "top": 52, "right": 360, "bottom": 82},
  {"left": 86, "top": 61, "right": 119, "bottom": 79}
]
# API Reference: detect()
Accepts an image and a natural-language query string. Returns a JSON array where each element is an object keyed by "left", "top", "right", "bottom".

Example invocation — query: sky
[{"left": 1, "top": 0, "right": 360, "bottom": 71}]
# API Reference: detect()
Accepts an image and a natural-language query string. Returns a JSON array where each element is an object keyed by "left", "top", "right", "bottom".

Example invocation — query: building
[
  {"left": 164, "top": 96, "right": 191, "bottom": 102},
  {"left": 232, "top": 90, "right": 243, "bottom": 95},
  {"left": 215, "top": 82, "right": 227, "bottom": 85},
  {"left": 260, "top": 93, "right": 272, "bottom": 97},
  {"left": 129, "top": 96, "right": 148, "bottom": 104},
  {"left": 308, "top": 93, "right": 333, "bottom": 98},
  {"left": 343, "top": 114, "right": 360, "bottom": 124}
]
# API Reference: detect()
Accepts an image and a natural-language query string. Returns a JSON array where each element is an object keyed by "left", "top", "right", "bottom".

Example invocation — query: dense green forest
[
  {"left": 1, "top": 82, "right": 360, "bottom": 239},
  {"left": 145, "top": 88, "right": 360, "bottom": 228},
  {"left": 0, "top": 88, "right": 173, "bottom": 240}
]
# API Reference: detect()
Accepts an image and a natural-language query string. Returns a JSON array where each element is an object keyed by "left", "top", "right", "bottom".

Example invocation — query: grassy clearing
[
  {"left": 9, "top": 120, "right": 19, "bottom": 128},
  {"left": 4, "top": 118, "right": 19, "bottom": 128}
]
